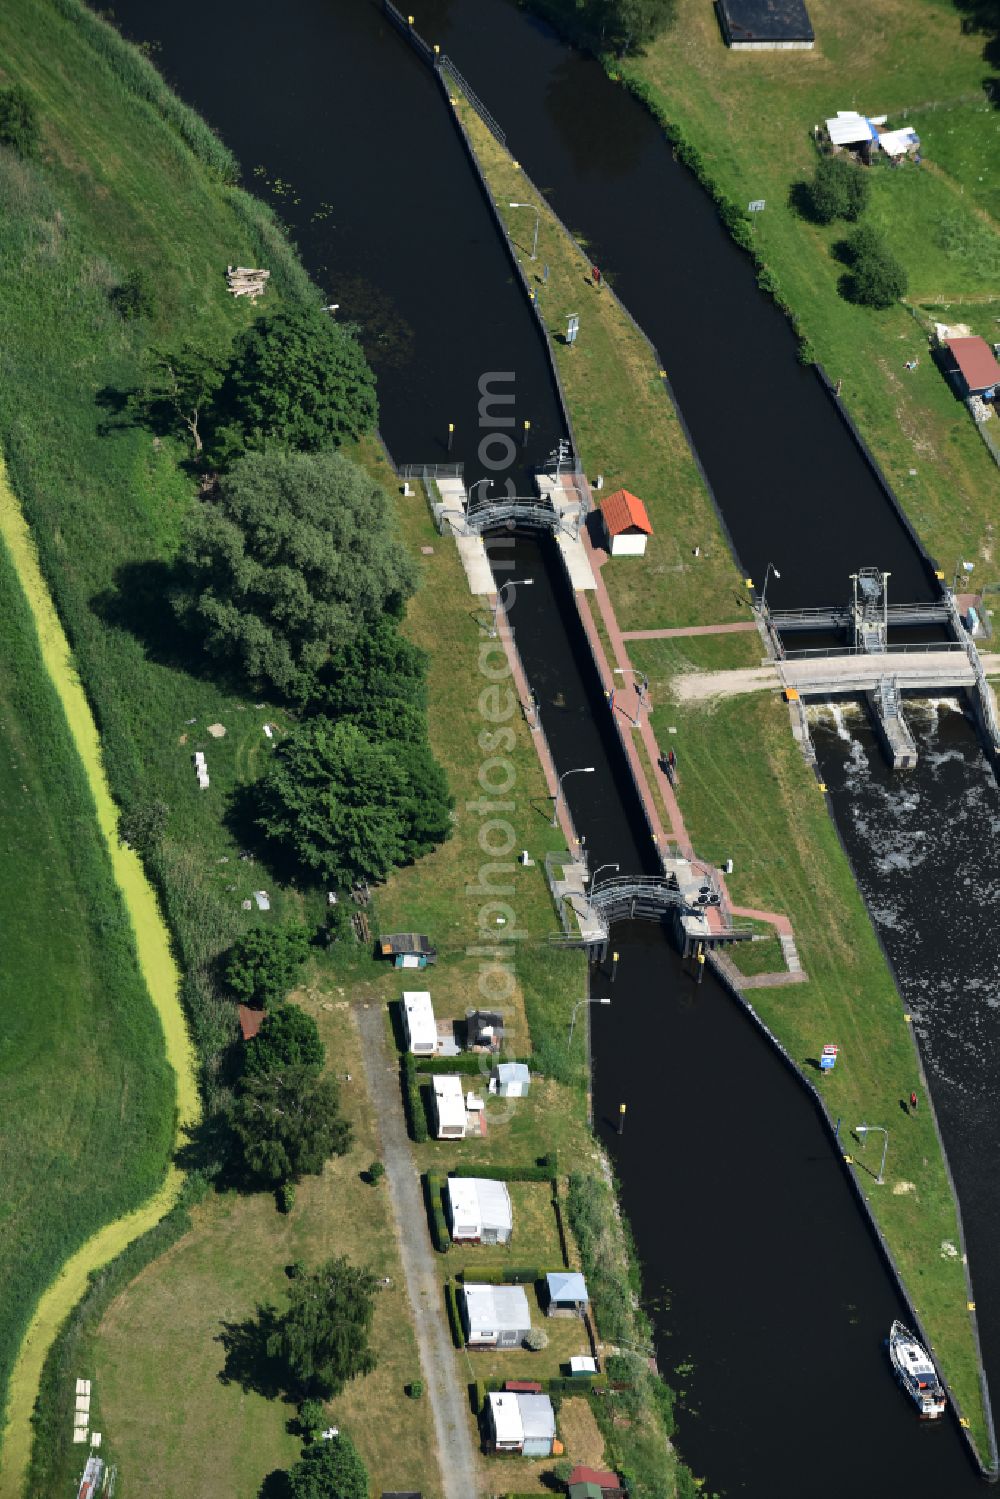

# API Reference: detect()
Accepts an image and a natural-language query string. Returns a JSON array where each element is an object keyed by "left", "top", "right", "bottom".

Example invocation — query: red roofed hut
[
  {"left": 600, "top": 489, "right": 653, "bottom": 557},
  {"left": 945, "top": 337, "right": 1000, "bottom": 400},
  {"left": 238, "top": 1004, "right": 265, "bottom": 1042},
  {"left": 567, "top": 1465, "right": 627, "bottom": 1498}
]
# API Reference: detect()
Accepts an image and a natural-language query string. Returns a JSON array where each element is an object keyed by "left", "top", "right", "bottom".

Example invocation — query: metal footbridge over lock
[{"left": 545, "top": 855, "right": 756, "bottom": 958}]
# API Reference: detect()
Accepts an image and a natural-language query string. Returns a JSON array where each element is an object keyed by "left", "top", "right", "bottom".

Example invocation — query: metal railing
[
  {"left": 782, "top": 641, "right": 967, "bottom": 661},
  {"left": 398, "top": 461, "right": 464, "bottom": 480},
  {"left": 383, "top": 0, "right": 435, "bottom": 64},
  {"left": 438, "top": 55, "right": 507, "bottom": 146},
  {"left": 464, "top": 498, "right": 579, "bottom": 537},
  {"left": 947, "top": 593, "right": 1000, "bottom": 749},
  {"left": 768, "top": 602, "right": 951, "bottom": 632}
]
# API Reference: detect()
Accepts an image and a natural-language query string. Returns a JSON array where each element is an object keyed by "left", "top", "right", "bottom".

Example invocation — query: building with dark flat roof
[{"left": 717, "top": 0, "right": 814, "bottom": 48}]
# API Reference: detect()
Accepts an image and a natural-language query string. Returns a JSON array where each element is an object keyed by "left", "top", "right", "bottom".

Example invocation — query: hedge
[
  {"left": 401, "top": 1053, "right": 428, "bottom": 1143},
  {"left": 424, "top": 1171, "right": 451, "bottom": 1254},
  {"left": 450, "top": 1162, "right": 555, "bottom": 1184},
  {"left": 416, "top": 1053, "right": 533, "bottom": 1076},
  {"left": 457, "top": 1265, "right": 546, "bottom": 1285},
  {"left": 444, "top": 1280, "right": 464, "bottom": 1348},
  {"left": 473, "top": 1373, "right": 607, "bottom": 1412}
]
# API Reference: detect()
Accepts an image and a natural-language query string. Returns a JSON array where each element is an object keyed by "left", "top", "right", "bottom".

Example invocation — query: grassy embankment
[
  {"left": 622, "top": 0, "right": 1000, "bottom": 568},
  {"left": 0, "top": 496, "right": 176, "bottom": 1469},
  {"left": 452, "top": 99, "right": 746, "bottom": 634},
  {"left": 0, "top": 2, "right": 441, "bottom": 1493},
  {"left": 454, "top": 99, "right": 992, "bottom": 1459}
]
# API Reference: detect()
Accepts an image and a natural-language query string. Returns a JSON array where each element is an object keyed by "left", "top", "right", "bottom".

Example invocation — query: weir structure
[{"left": 761, "top": 568, "right": 1000, "bottom": 770}]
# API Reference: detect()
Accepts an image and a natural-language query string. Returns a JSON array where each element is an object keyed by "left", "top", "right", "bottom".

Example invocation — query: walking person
[{"left": 910, "top": 1090, "right": 918, "bottom": 1113}]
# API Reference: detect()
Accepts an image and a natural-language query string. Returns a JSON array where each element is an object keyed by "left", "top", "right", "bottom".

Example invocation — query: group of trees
[
  {"left": 137, "top": 307, "right": 377, "bottom": 465},
  {"left": 539, "top": 0, "right": 676, "bottom": 53},
  {"left": 151, "top": 310, "right": 453, "bottom": 891},
  {"left": 222, "top": 926, "right": 353, "bottom": 1191},
  {"left": 796, "top": 153, "right": 908, "bottom": 309}
]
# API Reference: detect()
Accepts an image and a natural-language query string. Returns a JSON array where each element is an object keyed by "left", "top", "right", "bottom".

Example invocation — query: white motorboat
[{"left": 888, "top": 1320, "right": 947, "bottom": 1419}]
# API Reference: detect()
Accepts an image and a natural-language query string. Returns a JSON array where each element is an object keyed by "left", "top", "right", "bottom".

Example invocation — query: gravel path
[{"left": 356, "top": 1004, "right": 482, "bottom": 1499}]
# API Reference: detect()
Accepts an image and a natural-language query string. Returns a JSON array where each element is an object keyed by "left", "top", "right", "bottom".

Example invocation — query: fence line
[{"left": 439, "top": 55, "right": 506, "bottom": 147}]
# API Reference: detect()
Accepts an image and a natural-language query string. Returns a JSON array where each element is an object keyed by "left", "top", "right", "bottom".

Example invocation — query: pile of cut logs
[{"left": 226, "top": 265, "right": 270, "bottom": 301}]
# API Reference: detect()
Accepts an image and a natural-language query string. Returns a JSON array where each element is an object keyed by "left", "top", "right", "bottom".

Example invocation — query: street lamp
[
  {"left": 589, "top": 862, "right": 619, "bottom": 888},
  {"left": 612, "top": 666, "right": 649, "bottom": 728},
  {"left": 509, "top": 201, "right": 540, "bottom": 260},
  {"left": 855, "top": 1123, "right": 889, "bottom": 1185},
  {"left": 552, "top": 765, "right": 595, "bottom": 826},
  {"left": 568, "top": 995, "right": 611, "bottom": 1046},
  {"left": 490, "top": 576, "right": 533, "bottom": 638},
  {"left": 759, "top": 561, "right": 781, "bottom": 612}
]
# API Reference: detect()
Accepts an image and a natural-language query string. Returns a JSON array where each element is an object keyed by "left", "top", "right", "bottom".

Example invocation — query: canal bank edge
[
  {"left": 406, "top": 36, "right": 1000, "bottom": 1475},
  {"left": 0, "top": 457, "right": 199, "bottom": 1499}
]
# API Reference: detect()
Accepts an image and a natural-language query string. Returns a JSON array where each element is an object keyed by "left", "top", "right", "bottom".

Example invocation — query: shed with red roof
[
  {"left": 600, "top": 489, "right": 653, "bottom": 556},
  {"left": 238, "top": 1004, "right": 265, "bottom": 1042},
  {"left": 945, "top": 337, "right": 1000, "bottom": 399}
]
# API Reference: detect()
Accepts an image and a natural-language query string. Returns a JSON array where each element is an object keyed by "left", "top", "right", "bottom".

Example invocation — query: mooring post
[{"left": 618, "top": 1102, "right": 626, "bottom": 1136}]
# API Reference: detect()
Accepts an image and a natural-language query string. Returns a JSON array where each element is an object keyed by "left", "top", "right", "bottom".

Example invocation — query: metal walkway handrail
[
  {"left": 464, "top": 498, "right": 580, "bottom": 538},
  {"left": 438, "top": 55, "right": 507, "bottom": 146}
]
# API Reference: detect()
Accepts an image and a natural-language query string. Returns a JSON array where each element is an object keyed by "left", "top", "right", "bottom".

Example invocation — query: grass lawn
[
  {"left": 624, "top": 0, "right": 1000, "bottom": 572},
  {"left": 453, "top": 98, "right": 747, "bottom": 633},
  {"left": 626, "top": 654, "right": 990, "bottom": 1455},
  {"left": 0, "top": 536, "right": 175, "bottom": 1444},
  {"left": 93, "top": 1004, "right": 443, "bottom": 1499}
]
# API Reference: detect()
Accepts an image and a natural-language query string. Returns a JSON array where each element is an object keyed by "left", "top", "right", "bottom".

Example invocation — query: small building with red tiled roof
[
  {"left": 600, "top": 489, "right": 653, "bottom": 557},
  {"left": 567, "top": 1464, "right": 626, "bottom": 1498},
  {"left": 945, "top": 337, "right": 1000, "bottom": 399},
  {"left": 238, "top": 1004, "right": 265, "bottom": 1042}
]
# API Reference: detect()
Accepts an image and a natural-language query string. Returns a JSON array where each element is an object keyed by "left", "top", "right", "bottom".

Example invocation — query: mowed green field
[
  {"left": 626, "top": 0, "right": 1000, "bottom": 570},
  {"left": 0, "top": 537, "right": 174, "bottom": 1438}
]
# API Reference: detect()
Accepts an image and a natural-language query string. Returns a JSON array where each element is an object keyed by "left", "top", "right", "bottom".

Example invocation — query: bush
[
  {"left": 278, "top": 1181, "right": 296, "bottom": 1214},
  {"left": 297, "top": 1397, "right": 326, "bottom": 1440},
  {"left": 245, "top": 1005, "right": 325, "bottom": 1080},
  {"left": 837, "top": 226, "right": 908, "bottom": 308},
  {"left": 802, "top": 154, "right": 869, "bottom": 224},
  {"left": 523, "top": 1328, "right": 548, "bottom": 1352},
  {"left": 217, "top": 306, "right": 378, "bottom": 457},
  {"left": 406, "top": 1379, "right": 424, "bottom": 1399},
  {"left": 444, "top": 1281, "right": 464, "bottom": 1348},
  {"left": 109, "top": 268, "right": 155, "bottom": 320},
  {"left": 367, "top": 1159, "right": 385, "bottom": 1186},
  {"left": 424, "top": 1172, "right": 451, "bottom": 1253},
  {"left": 402, "top": 1055, "right": 429, "bottom": 1143},
  {"left": 224, "top": 924, "right": 311, "bottom": 1009},
  {"left": 0, "top": 83, "right": 39, "bottom": 155}
]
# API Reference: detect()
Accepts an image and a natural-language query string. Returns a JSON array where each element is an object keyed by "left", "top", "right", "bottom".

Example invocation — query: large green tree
[
  {"left": 322, "top": 616, "right": 428, "bottom": 716},
  {"left": 286, "top": 1435, "right": 369, "bottom": 1499},
  {"left": 256, "top": 717, "right": 447, "bottom": 886},
  {"left": 266, "top": 1257, "right": 379, "bottom": 1398},
  {"left": 220, "top": 307, "right": 377, "bottom": 455},
  {"left": 225, "top": 924, "right": 311, "bottom": 1009},
  {"left": 804, "top": 154, "right": 870, "bottom": 225},
  {"left": 838, "top": 225, "right": 908, "bottom": 308},
  {"left": 172, "top": 448, "right": 416, "bottom": 697},
  {"left": 136, "top": 343, "right": 227, "bottom": 456},
  {"left": 232, "top": 1067, "right": 351, "bottom": 1185},
  {"left": 245, "top": 1005, "right": 325, "bottom": 1080}
]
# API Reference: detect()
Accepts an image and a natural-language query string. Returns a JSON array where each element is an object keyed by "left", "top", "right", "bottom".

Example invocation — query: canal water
[
  {"left": 101, "top": 0, "right": 990, "bottom": 1490},
  {"left": 374, "top": 0, "right": 939, "bottom": 612},
  {"left": 814, "top": 699, "right": 1000, "bottom": 1457}
]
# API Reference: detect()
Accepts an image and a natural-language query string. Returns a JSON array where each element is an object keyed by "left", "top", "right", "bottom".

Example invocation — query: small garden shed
[
  {"left": 491, "top": 1061, "right": 531, "bottom": 1098},
  {"left": 600, "top": 489, "right": 653, "bottom": 557}
]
